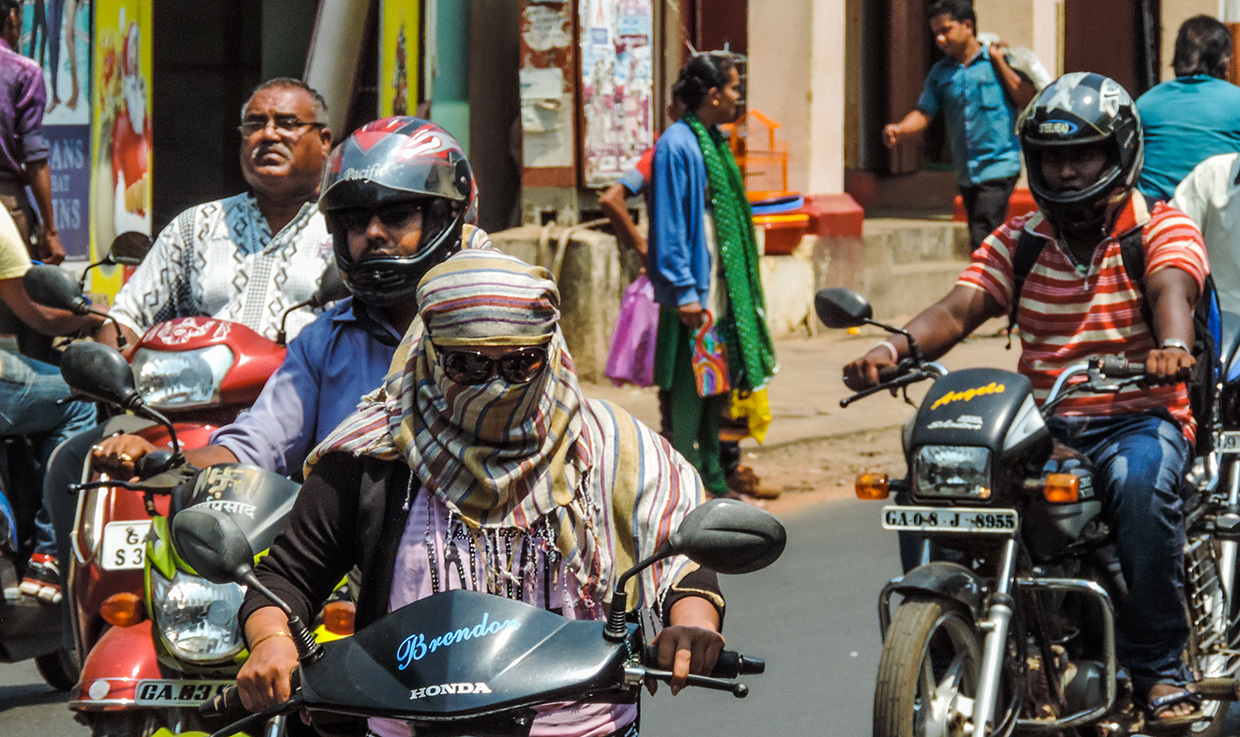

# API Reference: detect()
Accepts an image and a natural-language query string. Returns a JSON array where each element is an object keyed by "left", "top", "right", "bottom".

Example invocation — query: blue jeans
[
  {"left": 1048, "top": 410, "right": 1191, "bottom": 693},
  {"left": 0, "top": 349, "right": 96, "bottom": 555}
]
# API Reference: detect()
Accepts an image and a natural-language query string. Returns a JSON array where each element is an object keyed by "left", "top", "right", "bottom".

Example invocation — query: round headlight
[
  {"left": 149, "top": 570, "right": 245, "bottom": 663},
  {"left": 133, "top": 345, "right": 235, "bottom": 410}
]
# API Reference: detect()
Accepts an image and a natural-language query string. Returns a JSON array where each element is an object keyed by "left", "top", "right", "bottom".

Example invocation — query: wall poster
[
  {"left": 18, "top": 0, "right": 92, "bottom": 261},
  {"left": 91, "top": 0, "right": 151, "bottom": 296},
  {"left": 379, "top": 0, "right": 421, "bottom": 118},
  {"left": 578, "top": 0, "right": 653, "bottom": 187},
  {"left": 520, "top": 0, "right": 575, "bottom": 173}
]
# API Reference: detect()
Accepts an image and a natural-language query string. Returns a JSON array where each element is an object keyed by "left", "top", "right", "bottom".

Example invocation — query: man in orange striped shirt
[{"left": 844, "top": 73, "right": 1206, "bottom": 723}]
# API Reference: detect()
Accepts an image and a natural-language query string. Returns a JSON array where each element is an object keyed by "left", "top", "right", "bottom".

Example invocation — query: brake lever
[
  {"left": 641, "top": 668, "right": 749, "bottom": 698},
  {"left": 841, "top": 370, "right": 928, "bottom": 408}
]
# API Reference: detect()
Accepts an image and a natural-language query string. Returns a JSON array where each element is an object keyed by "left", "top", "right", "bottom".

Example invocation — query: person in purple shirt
[
  {"left": 90, "top": 118, "right": 488, "bottom": 479},
  {"left": 0, "top": 0, "right": 63, "bottom": 265}
]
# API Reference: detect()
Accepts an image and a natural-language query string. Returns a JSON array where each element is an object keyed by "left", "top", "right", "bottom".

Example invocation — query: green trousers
[{"left": 654, "top": 308, "right": 730, "bottom": 495}]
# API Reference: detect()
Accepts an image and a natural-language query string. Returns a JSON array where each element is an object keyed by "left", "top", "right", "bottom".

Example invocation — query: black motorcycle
[
  {"left": 816, "top": 287, "right": 1240, "bottom": 737},
  {"left": 167, "top": 493, "right": 785, "bottom": 737}
]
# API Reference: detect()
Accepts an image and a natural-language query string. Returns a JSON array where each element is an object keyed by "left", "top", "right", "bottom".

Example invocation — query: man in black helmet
[
  {"left": 91, "top": 117, "right": 488, "bottom": 479},
  {"left": 845, "top": 72, "right": 1207, "bottom": 724}
]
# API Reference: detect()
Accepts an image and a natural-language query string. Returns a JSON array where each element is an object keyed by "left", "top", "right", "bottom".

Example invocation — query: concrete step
[
  {"left": 860, "top": 260, "right": 969, "bottom": 322},
  {"left": 862, "top": 218, "right": 970, "bottom": 266}
]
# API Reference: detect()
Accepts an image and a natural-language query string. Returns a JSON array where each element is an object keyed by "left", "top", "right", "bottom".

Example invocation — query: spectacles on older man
[{"left": 238, "top": 115, "right": 326, "bottom": 137}]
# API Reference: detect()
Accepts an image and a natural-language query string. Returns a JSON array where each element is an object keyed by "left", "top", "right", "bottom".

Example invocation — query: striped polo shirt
[{"left": 959, "top": 196, "right": 1208, "bottom": 438}]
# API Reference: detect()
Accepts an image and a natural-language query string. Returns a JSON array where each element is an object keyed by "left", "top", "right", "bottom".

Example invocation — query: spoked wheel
[
  {"left": 874, "top": 596, "right": 985, "bottom": 737},
  {"left": 1184, "top": 534, "right": 1236, "bottom": 737}
]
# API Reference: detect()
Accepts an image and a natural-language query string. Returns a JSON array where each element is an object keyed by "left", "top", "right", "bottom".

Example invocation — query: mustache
[{"left": 251, "top": 141, "right": 293, "bottom": 163}]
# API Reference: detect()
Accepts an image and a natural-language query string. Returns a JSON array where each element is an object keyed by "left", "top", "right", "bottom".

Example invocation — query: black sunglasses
[
  {"left": 336, "top": 202, "right": 423, "bottom": 234},
  {"left": 438, "top": 346, "right": 549, "bottom": 385}
]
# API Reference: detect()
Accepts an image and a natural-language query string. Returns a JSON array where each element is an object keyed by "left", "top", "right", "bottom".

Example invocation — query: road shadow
[{"left": 0, "top": 682, "right": 69, "bottom": 713}]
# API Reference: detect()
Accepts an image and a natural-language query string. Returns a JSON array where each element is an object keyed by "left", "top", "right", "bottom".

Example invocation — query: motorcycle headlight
[
  {"left": 913, "top": 445, "right": 992, "bottom": 501},
  {"left": 133, "top": 345, "right": 235, "bottom": 410},
  {"left": 149, "top": 570, "right": 245, "bottom": 663}
]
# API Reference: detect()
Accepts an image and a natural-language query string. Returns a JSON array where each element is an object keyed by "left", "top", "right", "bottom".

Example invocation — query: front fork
[
  {"left": 1216, "top": 458, "right": 1240, "bottom": 603},
  {"left": 970, "top": 538, "right": 1018, "bottom": 737}
]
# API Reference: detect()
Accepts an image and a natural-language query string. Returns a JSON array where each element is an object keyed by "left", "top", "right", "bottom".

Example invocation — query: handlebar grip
[
  {"left": 876, "top": 365, "right": 901, "bottom": 383},
  {"left": 200, "top": 685, "right": 246, "bottom": 720},
  {"left": 642, "top": 646, "right": 764, "bottom": 678},
  {"left": 1097, "top": 355, "right": 1145, "bottom": 378},
  {"left": 135, "top": 450, "right": 176, "bottom": 479}
]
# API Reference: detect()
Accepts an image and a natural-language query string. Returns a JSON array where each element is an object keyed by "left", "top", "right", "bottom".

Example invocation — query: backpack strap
[{"left": 1008, "top": 229, "right": 1046, "bottom": 341}]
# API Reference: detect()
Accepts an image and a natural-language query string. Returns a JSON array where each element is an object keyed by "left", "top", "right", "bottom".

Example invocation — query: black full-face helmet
[
  {"left": 1017, "top": 72, "right": 1143, "bottom": 239},
  {"left": 320, "top": 117, "right": 476, "bottom": 307}
]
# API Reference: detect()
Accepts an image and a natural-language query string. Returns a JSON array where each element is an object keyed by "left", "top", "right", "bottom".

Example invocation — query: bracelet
[
  {"left": 872, "top": 340, "right": 899, "bottom": 362},
  {"left": 248, "top": 631, "right": 292, "bottom": 650},
  {"left": 1160, "top": 338, "right": 1192, "bottom": 353}
]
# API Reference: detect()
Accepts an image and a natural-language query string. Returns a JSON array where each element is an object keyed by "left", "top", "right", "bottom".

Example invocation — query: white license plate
[
  {"left": 134, "top": 679, "right": 234, "bottom": 706},
  {"left": 100, "top": 520, "right": 151, "bottom": 571},
  {"left": 1220, "top": 432, "right": 1240, "bottom": 454},
  {"left": 881, "top": 505, "right": 1018, "bottom": 533}
]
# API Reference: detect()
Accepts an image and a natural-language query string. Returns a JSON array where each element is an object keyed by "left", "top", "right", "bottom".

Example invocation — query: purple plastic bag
[{"left": 605, "top": 274, "right": 659, "bottom": 387}]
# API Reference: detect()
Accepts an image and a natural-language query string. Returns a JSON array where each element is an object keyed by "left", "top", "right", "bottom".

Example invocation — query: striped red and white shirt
[{"left": 958, "top": 196, "right": 1208, "bottom": 439}]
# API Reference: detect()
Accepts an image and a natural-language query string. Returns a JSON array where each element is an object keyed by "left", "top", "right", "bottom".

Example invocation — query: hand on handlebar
[
  {"left": 90, "top": 434, "right": 158, "bottom": 481},
  {"left": 842, "top": 346, "right": 898, "bottom": 392},
  {"left": 237, "top": 630, "right": 299, "bottom": 713},
  {"left": 649, "top": 624, "right": 726, "bottom": 696},
  {"left": 1143, "top": 346, "right": 1195, "bottom": 385}
]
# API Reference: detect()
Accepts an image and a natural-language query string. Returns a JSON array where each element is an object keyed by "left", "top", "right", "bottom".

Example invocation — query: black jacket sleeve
[
  {"left": 238, "top": 452, "right": 363, "bottom": 630},
  {"left": 660, "top": 566, "right": 725, "bottom": 628}
]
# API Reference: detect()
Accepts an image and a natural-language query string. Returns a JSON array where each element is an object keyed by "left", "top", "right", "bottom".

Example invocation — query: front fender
[
  {"left": 70, "top": 619, "right": 160, "bottom": 712},
  {"left": 887, "top": 561, "right": 986, "bottom": 622}
]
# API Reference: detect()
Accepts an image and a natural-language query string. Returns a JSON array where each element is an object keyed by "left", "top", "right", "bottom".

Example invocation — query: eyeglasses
[
  {"left": 438, "top": 346, "right": 549, "bottom": 385},
  {"left": 238, "top": 116, "right": 325, "bottom": 137},
  {"left": 335, "top": 202, "right": 423, "bottom": 234}
]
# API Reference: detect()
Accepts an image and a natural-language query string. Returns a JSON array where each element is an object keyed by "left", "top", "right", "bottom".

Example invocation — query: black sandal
[{"left": 1142, "top": 685, "right": 1204, "bottom": 728}]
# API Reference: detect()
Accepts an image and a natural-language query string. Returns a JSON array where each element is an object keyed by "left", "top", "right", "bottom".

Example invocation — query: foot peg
[{"left": 1194, "top": 678, "right": 1240, "bottom": 701}]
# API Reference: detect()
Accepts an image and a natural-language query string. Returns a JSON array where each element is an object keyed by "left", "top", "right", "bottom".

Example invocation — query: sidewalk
[{"left": 578, "top": 318, "right": 1019, "bottom": 452}]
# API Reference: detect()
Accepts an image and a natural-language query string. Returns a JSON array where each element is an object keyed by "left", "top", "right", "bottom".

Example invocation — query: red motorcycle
[{"left": 22, "top": 262, "right": 345, "bottom": 735}]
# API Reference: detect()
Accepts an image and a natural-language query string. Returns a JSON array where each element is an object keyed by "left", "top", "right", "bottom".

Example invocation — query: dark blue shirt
[
  {"left": 1137, "top": 75, "right": 1240, "bottom": 202},
  {"left": 917, "top": 46, "right": 1022, "bottom": 187},
  {"left": 647, "top": 120, "right": 712, "bottom": 308},
  {"left": 210, "top": 297, "right": 399, "bottom": 476}
]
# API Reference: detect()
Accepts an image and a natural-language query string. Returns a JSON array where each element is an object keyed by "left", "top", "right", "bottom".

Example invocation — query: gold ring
[{"left": 119, "top": 453, "right": 134, "bottom": 462}]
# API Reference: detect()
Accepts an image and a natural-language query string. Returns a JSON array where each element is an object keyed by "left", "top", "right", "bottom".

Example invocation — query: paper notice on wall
[
  {"left": 522, "top": 95, "right": 574, "bottom": 167},
  {"left": 523, "top": 4, "right": 573, "bottom": 51},
  {"left": 520, "top": 68, "right": 565, "bottom": 99}
]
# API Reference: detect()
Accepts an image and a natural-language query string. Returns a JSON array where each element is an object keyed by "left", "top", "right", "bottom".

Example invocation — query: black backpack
[{"left": 1008, "top": 213, "right": 1221, "bottom": 456}]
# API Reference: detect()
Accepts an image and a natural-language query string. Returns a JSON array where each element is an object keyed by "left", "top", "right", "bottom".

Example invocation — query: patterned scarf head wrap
[{"left": 308, "top": 249, "right": 617, "bottom": 601}]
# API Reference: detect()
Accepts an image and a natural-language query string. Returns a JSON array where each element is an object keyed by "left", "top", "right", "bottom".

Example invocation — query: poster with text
[
  {"left": 578, "top": 0, "right": 652, "bottom": 188},
  {"left": 18, "top": 0, "right": 92, "bottom": 260},
  {"left": 90, "top": 0, "right": 151, "bottom": 296},
  {"left": 379, "top": 0, "right": 420, "bottom": 118}
]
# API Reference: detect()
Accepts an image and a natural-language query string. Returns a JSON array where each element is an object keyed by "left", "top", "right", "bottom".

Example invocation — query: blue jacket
[{"left": 647, "top": 120, "right": 712, "bottom": 308}]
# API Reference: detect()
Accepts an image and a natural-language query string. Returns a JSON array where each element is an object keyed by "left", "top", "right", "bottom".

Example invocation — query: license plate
[
  {"left": 134, "top": 679, "right": 234, "bottom": 706},
  {"left": 881, "top": 505, "right": 1018, "bottom": 533},
  {"left": 100, "top": 520, "right": 151, "bottom": 571},
  {"left": 1219, "top": 432, "right": 1240, "bottom": 454}
]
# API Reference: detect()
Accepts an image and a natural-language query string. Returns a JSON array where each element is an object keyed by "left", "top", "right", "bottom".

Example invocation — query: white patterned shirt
[{"left": 109, "top": 193, "right": 334, "bottom": 341}]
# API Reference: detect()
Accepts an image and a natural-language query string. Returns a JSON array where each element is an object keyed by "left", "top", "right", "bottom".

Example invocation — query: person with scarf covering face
[
  {"left": 647, "top": 52, "right": 778, "bottom": 498},
  {"left": 236, "top": 250, "right": 727, "bottom": 736}
]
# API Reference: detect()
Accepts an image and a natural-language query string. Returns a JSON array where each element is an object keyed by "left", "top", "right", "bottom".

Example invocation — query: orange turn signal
[
  {"left": 100, "top": 592, "right": 145, "bottom": 628},
  {"left": 1043, "top": 473, "right": 1080, "bottom": 503},
  {"left": 856, "top": 473, "right": 891, "bottom": 500},
  {"left": 322, "top": 600, "right": 356, "bottom": 635}
]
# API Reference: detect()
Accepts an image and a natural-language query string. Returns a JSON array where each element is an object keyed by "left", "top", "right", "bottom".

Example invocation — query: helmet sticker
[
  {"left": 1039, "top": 120, "right": 1079, "bottom": 136},
  {"left": 1041, "top": 71, "right": 1089, "bottom": 114},
  {"left": 398, "top": 127, "right": 452, "bottom": 161}
]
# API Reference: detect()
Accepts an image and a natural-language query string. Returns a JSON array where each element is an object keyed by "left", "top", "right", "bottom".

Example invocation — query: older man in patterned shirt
[{"left": 98, "top": 76, "right": 335, "bottom": 348}]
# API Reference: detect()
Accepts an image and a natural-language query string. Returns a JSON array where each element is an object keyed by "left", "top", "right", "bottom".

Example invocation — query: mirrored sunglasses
[{"left": 438, "top": 346, "right": 549, "bottom": 385}]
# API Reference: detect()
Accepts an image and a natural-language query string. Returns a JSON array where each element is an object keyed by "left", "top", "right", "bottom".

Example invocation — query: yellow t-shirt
[{"left": 0, "top": 208, "right": 30, "bottom": 281}]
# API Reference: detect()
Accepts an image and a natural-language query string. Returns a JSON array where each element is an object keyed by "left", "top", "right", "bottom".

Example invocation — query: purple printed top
[{"left": 0, "top": 38, "right": 49, "bottom": 181}]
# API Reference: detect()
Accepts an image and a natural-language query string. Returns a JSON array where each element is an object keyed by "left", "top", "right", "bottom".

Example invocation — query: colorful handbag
[
  {"left": 604, "top": 275, "right": 659, "bottom": 387},
  {"left": 691, "top": 312, "right": 731, "bottom": 397}
]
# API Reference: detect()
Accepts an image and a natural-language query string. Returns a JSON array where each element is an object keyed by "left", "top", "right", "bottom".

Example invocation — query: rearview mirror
[
  {"left": 60, "top": 342, "right": 142, "bottom": 410},
  {"left": 24, "top": 264, "right": 88, "bottom": 313},
  {"left": 171, "top": 507, "right": 256, "bottom": 585},
  {"left": 107, "top": 232, "right": 152, "bottom": 266},
  {"left": 668, "top": 499, "right": 786, "bottom": 574},
  {"left": 814, "top": 288, "right": 873, "bottom": 329}
]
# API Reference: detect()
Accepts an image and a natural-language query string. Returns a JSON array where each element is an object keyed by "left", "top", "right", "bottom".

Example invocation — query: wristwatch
[{"left": 1160, "top": 338, "right": 1192, "bottom": 353}]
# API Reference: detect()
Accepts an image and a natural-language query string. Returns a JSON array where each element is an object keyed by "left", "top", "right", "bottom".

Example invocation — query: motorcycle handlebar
[
  {"left": 641, "top": 646, "right": 765, "bottom": 678},
  {"left": 201, "top": 684, "right": 244, "bottom": 721}
]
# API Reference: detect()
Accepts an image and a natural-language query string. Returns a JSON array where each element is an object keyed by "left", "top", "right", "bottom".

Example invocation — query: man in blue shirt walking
[
  {"left": 883, "top": 0, "right": 1033, "bottom": 249},
  {"left": 1137, "top": 15, "right": 1240, "bottom": 203}
]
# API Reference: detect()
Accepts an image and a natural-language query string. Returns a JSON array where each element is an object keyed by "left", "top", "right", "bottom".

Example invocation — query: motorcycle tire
[
  {"left": 33, "top": 647, "right": 78, "bottom": 692},
  {"left": 874, "top": 595, "right": 985, "bottom": 737},
  {"left": 1184, "top": 535, "right": 1232, "bottom": 737}
]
